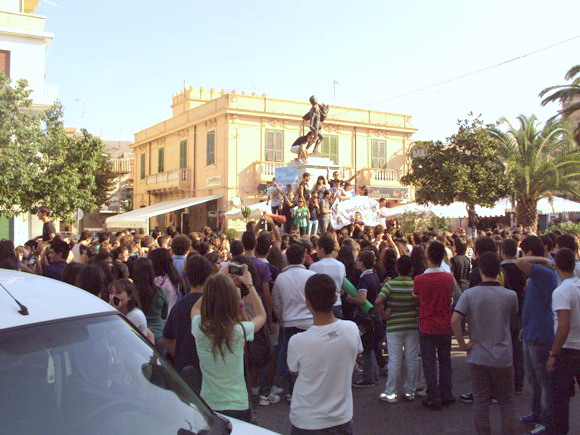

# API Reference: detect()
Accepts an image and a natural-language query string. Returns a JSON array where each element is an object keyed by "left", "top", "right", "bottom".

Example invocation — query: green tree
[
  {"left": 401, "top": 114, "right": 512, "bottom": 209},
  {"left": 539, "top": 65, "right": 580, "bottom": 134},
  {"left": 0, "top": 73, "right": 117, "bottom": 222},
  {"left": 491, "top": 115, "right": 580, "bottom": 229}
]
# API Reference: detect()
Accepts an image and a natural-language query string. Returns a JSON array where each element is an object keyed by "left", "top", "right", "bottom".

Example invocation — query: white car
[{"left": 0, "top": 269, "right": 277, "bottom": 435}]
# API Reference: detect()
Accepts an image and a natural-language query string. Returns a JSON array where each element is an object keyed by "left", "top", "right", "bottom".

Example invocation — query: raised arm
[{"left": 516, "top": 256, "right": 553, "bottom": 277}]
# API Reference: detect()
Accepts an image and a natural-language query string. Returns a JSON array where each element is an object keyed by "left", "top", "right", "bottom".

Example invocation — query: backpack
[{"left": 242, "top": 323, "right": 273, "bottom": 369}]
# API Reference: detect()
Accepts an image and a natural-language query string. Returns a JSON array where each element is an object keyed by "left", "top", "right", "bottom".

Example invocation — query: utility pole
[{"left": 332, "top": 80, "right": 340, "bottom": 105}]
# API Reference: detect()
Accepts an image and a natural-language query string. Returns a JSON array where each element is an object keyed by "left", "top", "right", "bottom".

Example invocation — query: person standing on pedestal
[{"left": 298, "top": 173, "right": 311, "bottom": 202}]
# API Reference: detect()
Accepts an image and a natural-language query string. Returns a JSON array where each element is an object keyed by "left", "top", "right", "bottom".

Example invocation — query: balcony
[
  {"left": 359, "top": 168, "right": 400, "bottom": 186},
  {"left": 253, "top": 161, "right": 357, "bottom": 185},
  {"left": 145, "top": 168, "right": 191, "bottom": 192},
  {"left": 254, "top": 161, "right": 287, "bottom": 183}
]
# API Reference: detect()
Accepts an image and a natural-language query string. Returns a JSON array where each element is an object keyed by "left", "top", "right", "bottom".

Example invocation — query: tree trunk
[{"left": 515, "top": 198, "right": 538, "bottom": 231}]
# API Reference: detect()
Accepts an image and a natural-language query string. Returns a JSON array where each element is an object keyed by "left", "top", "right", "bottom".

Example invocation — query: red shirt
[{"left": 413, "top": 271, "right": 453, "bottom": 335}]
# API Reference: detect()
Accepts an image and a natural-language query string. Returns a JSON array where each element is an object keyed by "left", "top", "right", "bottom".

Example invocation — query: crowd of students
[{"left": 0, "top": 203, "right": 579, "bottom": 435}]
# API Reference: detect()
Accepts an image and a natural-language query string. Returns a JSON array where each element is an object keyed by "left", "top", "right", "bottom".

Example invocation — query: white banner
[{"left": 330, "top": 196, "right": 382, "bottom": 229}]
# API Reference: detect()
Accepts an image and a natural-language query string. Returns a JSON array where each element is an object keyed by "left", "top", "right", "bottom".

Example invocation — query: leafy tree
[
  {"left": 491, "top": 115, "right": 580, "bottom": 229},
  {"left": 0, "top": 73, "right": 117, "bottom": 222},
  {"left": 401, "top": 114, "right": 512, "bottom": 209}
]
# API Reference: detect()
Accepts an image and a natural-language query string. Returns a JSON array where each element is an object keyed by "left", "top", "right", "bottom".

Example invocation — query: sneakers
[
  {"left": 258, "top": 393, "right": 281, "bottom": 406},
  {"left": 403, "top": 393, "right": 415, "bottom": 401},
  {"left": 459, "top": 392, "right": 474, "bottom": 404},
  {"left": 526, "top": 424, "right": 546, "bottom": 434},
  {"left": 520, "top": 414, "right": 542, "bottom": 425},
  {"left": 379, "top": 393, "right": 398, "bottom": 403},
  {"left": 271, "top": 385, "right": 284, "bottom": 395},
  {"left": 415, "top": 387, "right": 427, "bottom": 398},
  {"left": 352, "top": 379, "right": 379, "bottom": 388}
]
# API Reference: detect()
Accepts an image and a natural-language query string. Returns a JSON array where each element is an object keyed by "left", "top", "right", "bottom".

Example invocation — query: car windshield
[{"left": 0, "top": 314, "right": 225, "bottom": 435}]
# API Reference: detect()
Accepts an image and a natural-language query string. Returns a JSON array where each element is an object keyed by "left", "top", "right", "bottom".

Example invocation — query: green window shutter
[
  {"left": 158, "top": 147, "right": 164, "bottom": 173},
  {"left": 329, "top": 136, "right": 338, "bottom": 164},
  {"left": 265, "top": 131, "right": 274, "bottom": 161},
  {"left": 321, "top": 135, "right": 338, "bottom": 164},
  {"left": 265, "top": 130, "right": 284, "bottom": 162},
  {"left": 371, "top": 140, "right": 386, "bottom": 168},
  {"left": 275, "top": 131, "right": 284, "bottom": 162},
  {"left": 180, "top": 140, "right": 187, "bottom": 169},
  {"left": 207, "top": 131, "right": 215, "bottom": 165},
  {"left": 140, "top": 153, "right": 145, "bottom": 179},
  {"left": 0, "top": 216, "right": 11, "bottom": 240}
]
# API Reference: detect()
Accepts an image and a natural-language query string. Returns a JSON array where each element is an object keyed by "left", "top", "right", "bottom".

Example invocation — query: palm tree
[
  {"left": 539, "top": 65, "right": 580, "bottom": 142},
  {"left": 492, "top": 115, "right": 580, "bottom": 229}
]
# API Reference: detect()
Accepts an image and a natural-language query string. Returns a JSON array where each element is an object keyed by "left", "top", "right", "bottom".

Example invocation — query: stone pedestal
[{"left": 288, "top": 155, "right": 340, "bottom": 189}]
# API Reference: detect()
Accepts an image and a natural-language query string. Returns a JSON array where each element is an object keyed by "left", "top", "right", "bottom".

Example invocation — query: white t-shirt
[
  {"left": 267, "top": 185, "right": 281, "bottom": 207},
  {"left": 126, "top": 308, "right": 148, "bottom": 336},
  {"left": 287, "top": 320, "right": 362, "bottom": 430},
  {"left": 552, "top": 276, "right": 580, "bottom": 350},
  {"left": 309, "top": 258, "right": 346, "bottom": 307},
  {"left": 379, "top": 206, "right": 389, "bottom": 227}
]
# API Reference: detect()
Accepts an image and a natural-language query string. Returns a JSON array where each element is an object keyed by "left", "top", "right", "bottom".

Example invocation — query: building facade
[
  {"left": 130, "top": 87, "right": 416, "bottom": 233},
  {"left": 0, "top": 0, "right": 57, "bottom": 243}
]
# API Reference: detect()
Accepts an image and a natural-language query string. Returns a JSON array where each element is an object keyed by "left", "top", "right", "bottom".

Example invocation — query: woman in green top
[
  {"left": 191, "top": 264, "right": 266, "bottom": 422},
  {"left": 293, "top": 198, "right": 310, "bottom": 236},
  {"left": 132, "top": 257, "right": 168, "bottom": 348}
]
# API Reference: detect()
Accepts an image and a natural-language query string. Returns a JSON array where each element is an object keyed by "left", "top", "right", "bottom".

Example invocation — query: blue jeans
[
  {"left": 362, "top": 348, "right": 379, "bottom": 383},
  {"left": 524, "top": 340, "right": 552, "bottom": 425},
  {"left": 307, "top": 219, "right": 318, "bottom": 235},
  {"left": 419, "top": 333, "right": 453, "bottom": 402}
]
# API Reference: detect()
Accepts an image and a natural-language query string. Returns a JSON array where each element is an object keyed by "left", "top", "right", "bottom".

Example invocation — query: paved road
[{"left": 255, "top": 351, "right": 580, "bottom": 435}]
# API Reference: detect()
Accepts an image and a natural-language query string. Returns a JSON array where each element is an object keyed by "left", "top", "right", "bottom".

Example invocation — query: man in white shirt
[
  {"left": 378, "top": 198, "right": 389, "bottom": 228},
  {"left": 546, "top": 248, "right": 580, "bottom": 434},
  {"left": 272, "top": 244, "right": 316, "bottom": 397},
  {"left": 267, "top": 178, "right": 282, "bottom": 215},
  {"left": 309, "top": 232, "right": 345, "bottom": 318},
  {"left": 288, "top": 273, "right": 362, "bottom": 434}
]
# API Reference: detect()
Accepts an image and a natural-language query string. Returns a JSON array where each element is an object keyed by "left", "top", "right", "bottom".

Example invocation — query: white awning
[
  {"left": 105, "top": 195, "right": 221, "bottom": 229},
  {"left": 224, "top": 202, "right": 271, "bottom": 219}
]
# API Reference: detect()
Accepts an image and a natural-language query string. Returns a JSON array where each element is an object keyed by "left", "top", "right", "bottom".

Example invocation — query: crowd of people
[{"left": 0, "top": 194, "right": 579, "bottom": 434}]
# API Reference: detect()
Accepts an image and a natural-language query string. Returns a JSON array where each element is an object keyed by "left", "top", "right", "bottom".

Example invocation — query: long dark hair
[
  {"left": 132, "top": 257, "right": 158, "bottom": 312},
  {"left": 410, "top": 245, "right": 427, "bottom": 278},
  {"left": 76, "top": 265, "right": 107, "bottom": 297},
  {"left": 149, "top": 248, "right": 180, "bottom": 287},
  {"left": 0, "top": 240, "right": 18, "bottom": 270},
  {"left": 267, "top": 246, "right": 287, "bottom": 272},
  {"left": 336, "top": 245, "right": 356, "bottom": 275},
  {"left": 380, "top": 248, "right": 398, "bottom": 281}
]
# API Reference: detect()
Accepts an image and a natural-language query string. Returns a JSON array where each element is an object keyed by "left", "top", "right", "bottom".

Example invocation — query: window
[
  {"left": 0, "top": 50, "right": 10, "bottom": 77},
  {"left": 206, "top": 131, "right": 215, "bottom": 165},
  {"left": 179, "top": 140, "right": 187, "bottom": 169},
  {"left": 371, "top": 140, "right": 387, "bottom": 169},
  {"left": 320, "top": 135, "right": 338, "bottom": 164},
  {"left": 140, "top": 153, "right": 145, "bottom": 179},
  {"left": 265, "top": 130, "right": 284, "bottom": 162},
  {"left": 158, "top": 147, "right": 164, "bottom": 173}
]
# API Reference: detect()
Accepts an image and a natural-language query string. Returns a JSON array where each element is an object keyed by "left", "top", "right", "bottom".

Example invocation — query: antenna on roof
[{"left": 0, "top": 281, "right": 29, "bottom": 315}]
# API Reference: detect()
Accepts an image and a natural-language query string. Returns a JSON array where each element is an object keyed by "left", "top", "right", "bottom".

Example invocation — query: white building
[{"left": 0, "top": 0, "right": 57, "bottom": 244}]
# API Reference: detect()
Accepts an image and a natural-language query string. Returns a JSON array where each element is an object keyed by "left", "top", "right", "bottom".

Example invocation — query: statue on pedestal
[{"left": 291, "top": 96, "right": 329, "bottom": 162}]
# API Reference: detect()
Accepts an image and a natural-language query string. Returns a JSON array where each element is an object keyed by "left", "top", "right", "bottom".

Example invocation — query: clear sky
[{"left": 40, "top": 0, "right": 579, "bottom": 143}]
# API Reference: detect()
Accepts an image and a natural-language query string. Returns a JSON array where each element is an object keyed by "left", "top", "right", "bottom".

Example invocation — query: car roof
[{"left": 0, "top": 269, "right": 116, "bottom": 330}]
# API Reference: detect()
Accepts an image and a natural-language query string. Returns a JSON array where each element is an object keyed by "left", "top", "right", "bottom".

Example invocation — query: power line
[{"left": 329, "top": 34, "right": 580, "bottom": 118}]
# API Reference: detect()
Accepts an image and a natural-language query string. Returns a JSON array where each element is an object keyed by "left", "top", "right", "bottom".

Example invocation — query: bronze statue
[{"left": 302, "top": 96, "right": 329, "bottom": 155}]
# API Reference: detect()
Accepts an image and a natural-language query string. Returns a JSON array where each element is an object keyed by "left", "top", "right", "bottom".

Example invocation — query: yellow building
[{"left": 111, "top": 87, "right": 416, "bottom": 232}]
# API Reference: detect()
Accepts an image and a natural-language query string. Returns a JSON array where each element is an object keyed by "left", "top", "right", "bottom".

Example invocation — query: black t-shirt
[
  {"left": 42, "top": 221, "right": 56, "bottom": 241},
  {"left": 162, "top": 292, "right": 202, "bottom": 372},
  {"left": 299, "top": 181, "right": 311, "bottom": 201},
  {"left": 451, "top": 254, "right": 471, "bottom": 291},
  {"left": 308, "top": 203, "right": 318, "bottom": 220}
]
